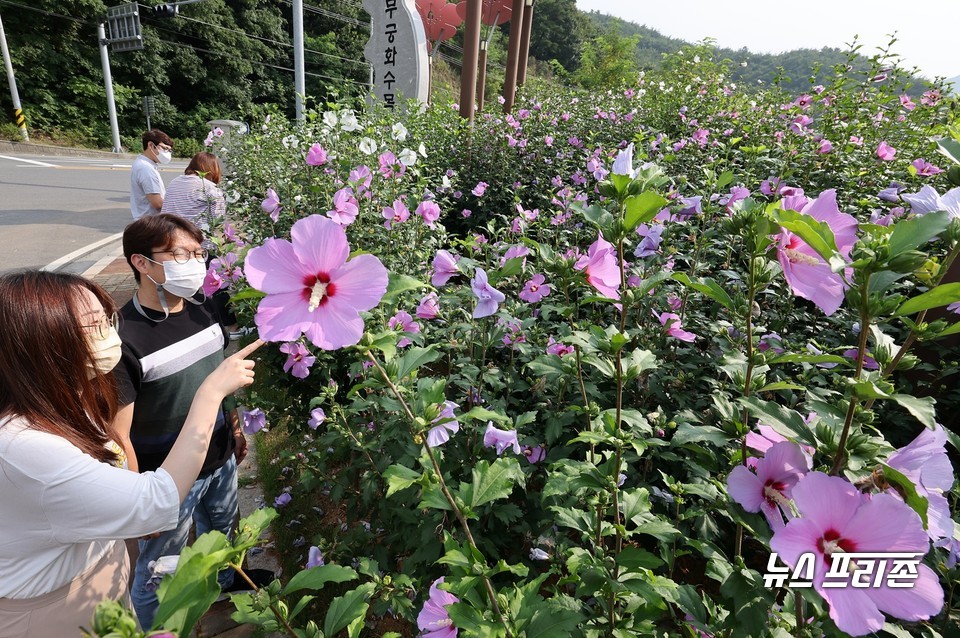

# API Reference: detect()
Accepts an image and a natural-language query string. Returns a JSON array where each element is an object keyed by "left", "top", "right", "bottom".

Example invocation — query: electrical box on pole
[
  {"left": 143, "top": 95, "right": 156, "bottom": 130},
  {"left": 106, "top": 3, "right": 143, "bottom": 52}
]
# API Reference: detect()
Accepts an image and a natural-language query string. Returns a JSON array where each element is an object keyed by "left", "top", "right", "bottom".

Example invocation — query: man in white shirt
[{"left": 130, "top": 129, "right": 173, "bottom": 219}]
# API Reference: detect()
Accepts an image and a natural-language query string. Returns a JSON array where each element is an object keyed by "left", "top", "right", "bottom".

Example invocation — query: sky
[{"left": 574, "top": 0, "right": 960, "bottom": 81}]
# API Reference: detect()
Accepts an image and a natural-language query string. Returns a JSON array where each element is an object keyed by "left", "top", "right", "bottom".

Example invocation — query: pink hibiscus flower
[
  {"left": 519, "top": 274, "right": 551, "bottom": 303},
  {"left": 776, "top": 189, "right": 858, "bottom": 316},
  {"left": 770, "top": 472, "right": 944, "bottom": 636},
  {"left": 727, "top": 441, "right": 810, "bottom": 528},
  {"left": 243, "top": 215, "right": 388, "bottom": 350},
  {"left": 327, "top": 187, "right": 359, "bottom": 226},
  {"left": 574, "top": 233, "right": 621, "bottom": 300},
  {"left": 655, "top": 311, "right": 696, "bottom": 342},
  {"left": 279, "top": 342, "right": 316, "bottom": 379}
]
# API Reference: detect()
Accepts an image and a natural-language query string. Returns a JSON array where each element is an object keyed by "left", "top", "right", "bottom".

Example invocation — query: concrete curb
[
  {"left": 42, "top": 233, "right": 124, "bottom": 272},
  {"left": 0, "top": 139, "right": 138, "bottom": 159}
]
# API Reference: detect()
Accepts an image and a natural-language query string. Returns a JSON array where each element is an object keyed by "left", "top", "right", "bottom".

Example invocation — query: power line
[
  {"left": 155, "top": 37, "right": 368, "bottom": 86},
  {"left": 0, "top": 0, "right": 90, "bottom": 25},
  {"left": 162, "top": 12, "right": 369, "bottom": 68}
]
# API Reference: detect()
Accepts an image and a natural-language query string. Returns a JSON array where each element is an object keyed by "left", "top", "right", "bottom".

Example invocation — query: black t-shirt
[{"left": 114, "top": 298, "right": 234, "bottom": 474}]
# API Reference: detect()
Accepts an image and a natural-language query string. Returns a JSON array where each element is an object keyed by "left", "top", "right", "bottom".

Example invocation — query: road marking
[
  {"left": 0, "top": 154, "right": 58, "bottom": 167},
  {"left": 43, "top": 232, "right": 124, "bottom": 272},
  {"left": 82, "top": 245, "right": 126, "bottom": 278}
]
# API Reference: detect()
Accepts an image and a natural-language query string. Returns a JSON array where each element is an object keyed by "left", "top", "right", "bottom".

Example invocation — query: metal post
[
  {"left": 293, "top": 0, "right": 305, "bottom": 122},
  {"left": 501, "top": 0, "right": 525, "bottom": 113},
  {"left": 98, "top": 22, "right": 122, "bottom": 153},
  {"left": 0, "top": 13, "right": 27, "bottom": 140},
  {"left": 477, "top": 42, "right": 487, "bottom": 112},
  {"left": 458, "top": 0, "right": 481, "bottom": 124},
  {"left": 517, "top": 0, "right": 534, "bottom": 87}
]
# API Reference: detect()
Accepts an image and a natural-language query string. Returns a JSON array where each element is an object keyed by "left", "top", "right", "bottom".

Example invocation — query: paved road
[{"left": 0, "top": 152, "right": 186, "bottom": 273}]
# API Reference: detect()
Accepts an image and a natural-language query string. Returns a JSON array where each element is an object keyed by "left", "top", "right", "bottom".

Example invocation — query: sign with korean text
[{"left": 363, "top": 0, "right": 429, "bottom": 108}]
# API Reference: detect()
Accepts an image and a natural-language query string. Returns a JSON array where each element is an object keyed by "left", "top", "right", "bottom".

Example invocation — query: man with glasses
[
  {"left": 130, "top": 129, "right": 174, "bottom": 219},
  {"left": 114, "top": 214, "right": 271, "bottom": 627}
]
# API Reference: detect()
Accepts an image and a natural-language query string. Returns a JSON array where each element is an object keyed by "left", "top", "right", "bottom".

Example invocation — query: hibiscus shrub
[{"left": 190, "top": 43, "right": 960, "bottom": 638}]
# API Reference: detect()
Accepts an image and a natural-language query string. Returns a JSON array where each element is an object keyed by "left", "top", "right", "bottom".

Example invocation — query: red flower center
[
  {"left": 817, "top": 528, "right": 857, "bottom": 566},
  {"left": 304, "top": 272, "right": 337, "bottom": 311}
]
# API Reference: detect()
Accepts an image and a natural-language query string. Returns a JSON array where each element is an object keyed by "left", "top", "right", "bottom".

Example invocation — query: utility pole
[
  {"left": 0, "top": 12, "right": 27, "bottom": 140},
  {"left": 293, "top": 0, "right": 305, "bottom": 122},
  {"left": 98, "top": 22, "right": 123, "bottom": 153}
]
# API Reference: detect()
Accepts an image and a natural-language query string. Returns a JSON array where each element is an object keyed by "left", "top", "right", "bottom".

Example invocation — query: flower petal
[
  {"left": 254, "top": 292, "right": 315, "bottom": 342},
  {"left": 817, "top": 585, "right": 884, "bottom": 636},
  {"left": 303, "top": 298, "right": 365, "bottom": 350},
  {"left": 727, "top": 466, "right": 764, "bottom": 512},
  {"left": 245, "top": 238, "right": 308, "bottom": 294},
  {"left": 868, "top": 563, "right": 944, "bottom": 622},
  {"left": 330, "top": 254, "right": 389, "bottom": 312},
  {"left": 290, "top": 215, "right": 351, "bottom": 273},
  {"left": 842, "top": 492, "right": 929, "bottom": 553}
]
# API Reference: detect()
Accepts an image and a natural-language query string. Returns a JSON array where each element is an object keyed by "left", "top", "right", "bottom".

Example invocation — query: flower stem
[
  {"left": 830, "top": 279, "right": 871, "bottom": 476},
  {"left": 228, "top": 563, "right": 298, "bottom": 638},
  {"left": 364, "top": 352, "right": 510, "bottom": 635}
]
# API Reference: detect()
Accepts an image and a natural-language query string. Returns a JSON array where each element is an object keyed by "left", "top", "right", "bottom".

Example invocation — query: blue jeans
[{"left": 131, "top": 456, "right": 239, "bottom": 629}]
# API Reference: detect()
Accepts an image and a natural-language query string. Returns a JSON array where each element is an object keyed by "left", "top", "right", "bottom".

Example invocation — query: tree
[{"left": 573, "top": 22, "right": 639, "bottom": 90}]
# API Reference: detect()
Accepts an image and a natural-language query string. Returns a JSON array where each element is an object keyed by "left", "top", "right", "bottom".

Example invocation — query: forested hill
[{"left": 580, "top": 10, "right": 930, "bottom": 88}]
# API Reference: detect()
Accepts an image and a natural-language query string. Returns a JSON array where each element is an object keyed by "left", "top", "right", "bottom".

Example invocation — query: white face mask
[
  {"left": 145, "top": 256, "right": 207, "bottom": 299},
  {"left": 156, "top": 149, "right": 172, "bottom": 164},
  {"left": 85, "top": 326, "right": 122, "bottom": 379}
]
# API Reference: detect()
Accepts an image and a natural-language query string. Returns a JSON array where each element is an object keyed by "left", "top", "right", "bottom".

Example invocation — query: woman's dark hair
[
  {"left": 123, "top": 213, "right": 204, "bottom": 283},
  {"left": 185, "top": 151, "right": 222, "bottom": 185},
  {"left": 0, "top": 271, "right": 119, "bottom": 463}
]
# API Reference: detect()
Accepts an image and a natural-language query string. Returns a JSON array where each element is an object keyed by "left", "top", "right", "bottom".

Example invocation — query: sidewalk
[{"left": 55, "top": 244, "right": 279, "bottom": 638}]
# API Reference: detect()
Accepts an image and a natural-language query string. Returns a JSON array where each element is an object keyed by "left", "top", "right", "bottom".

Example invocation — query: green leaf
[
  {"left": 616, "top": 547, "right": 663, "bottom": 569},
  {"left": 671, "top": 423, "right": 731, "bottom": 447},
  {"left": 623, "top": 191, "right": 668, "bottom": 232},
  {"left": 381, "top": 272, "right": 428, "bottom": 306},
  {"left": 322, "top": 582, "right": 375, "bottom": 637},
  {"left": 228, "top": 287, "right": 266, "bottom": 302},
  {"left": 383, "top": 464, "right": 422, "bottom": 497},
  {"left": 672, "top": 273, "right": 734, "bottom": 310},
  {"left": 888, "top": 211, "right": 951, "bottom": 256},
  {"left": 369, "top": 331, "right": 397, "bottom": 361},
  {"left": 716, "top": 170, "right": 735, "bottom": 189},
  {"left": 446, "top": 603, "right": 501, "bottom": 638},
  {"left": 582, "top": 204, "right": 615, "bottom": 230},
  {"left": 936, "top": 137, "right": 960, "bottom": 165},
  {"left": 153, "top": 552, "right": 222, "bottom": 634},
  {"left": 281, "top": 564, "right": 357, "bottom": 596},
  {"left": 466, "top": 458, "right": 524, "bottom": 508},
  {"left": 395, "top": 346, "right": 440, "bottom": 380},
  {"left": 771, "top": 207, "right": 842, "bottom": 268},
  {"left": 624, "top": 348, "right": 659, "bottom": 381},
  {"left": 738, "top": 396, "right": 811, "bottom": 441},
  {"left": 460, "top": 406, "right": 511, "bottom": 424},
  {"left": 757, "top": 381, "right": 806, "bottom": 392},
  {"left": 768, "top": 353, "right": 848, "bottom": 366},
  {"left": 881, "top": 464, "right": 929, "bottom": 528},
  {"left": 489, "top": 257, "right": 524, "bottom": 283},
  {"left": 889, "top": 394, "right": 938, "bottom": 429},
  {"left": 525, "top": 605, "right": 584, "bottom": 638},
  {"left": 894, "top": 283, "right": 960, "bottom": 316}
]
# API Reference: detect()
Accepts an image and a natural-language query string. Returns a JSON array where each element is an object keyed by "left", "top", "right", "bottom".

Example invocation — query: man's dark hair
[
  {"left": 123, "top": 214, "right": 204, "bottom": 283},
  {"left": 142, "top": 129, "right": 173, "bottom": 151}
]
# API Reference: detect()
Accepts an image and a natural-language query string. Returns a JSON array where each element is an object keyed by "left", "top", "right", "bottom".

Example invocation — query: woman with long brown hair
[
  {"left": 160, "top": 151, "right": 226, "bottom": 234},
  {"left": 0, "top": 270, "right": 261, "bottom": 637}
]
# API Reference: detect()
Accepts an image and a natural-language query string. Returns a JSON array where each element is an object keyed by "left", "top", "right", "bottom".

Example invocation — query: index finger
[{"left": 233, "top": 338, "right": 266, "bottom": 359}]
